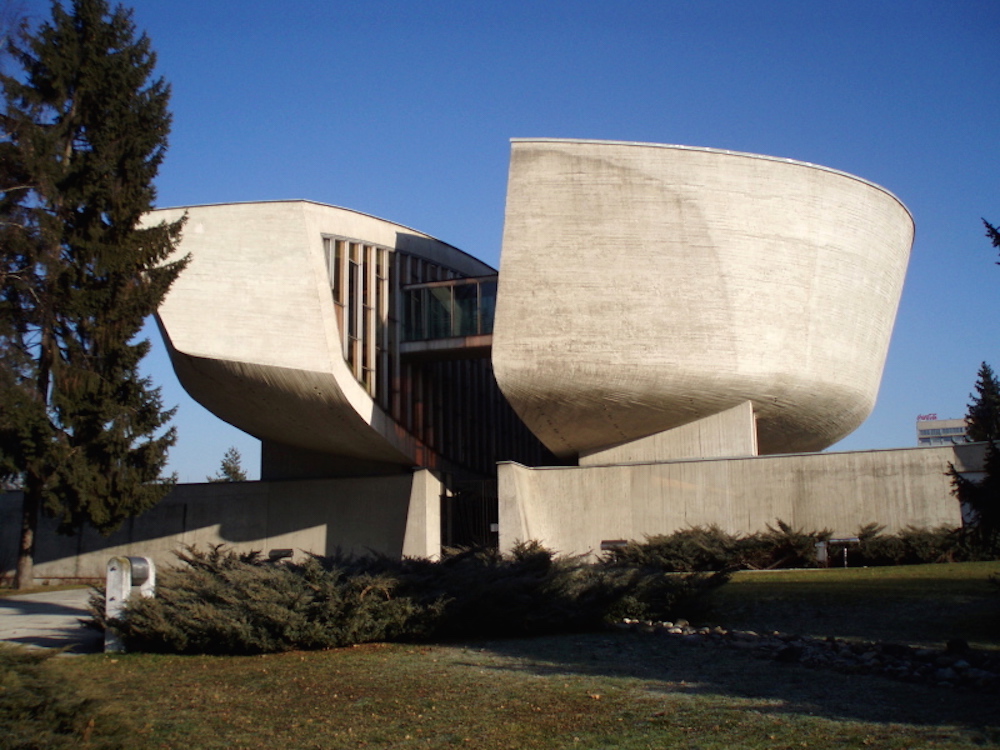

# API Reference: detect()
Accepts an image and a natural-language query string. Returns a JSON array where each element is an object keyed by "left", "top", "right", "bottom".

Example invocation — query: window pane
[
  {"left": 454, "top": 283, "right": 479, "bottom": 336},
  {"left": 427, "top": 287, "right": 452, "bottom": 338},
  {"left": 333, "top": 240, "right": 344, "bottom": 299},
  {"left": 478, "top": 279, "right": 497, "bottom": 335}
]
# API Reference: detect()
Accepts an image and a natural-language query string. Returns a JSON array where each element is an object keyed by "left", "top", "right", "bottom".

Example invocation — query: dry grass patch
[
  {"left": 11, "top": 560, "right": 1000, "bottom": 749},
  {"left": 58, "top": 631, "right": 999, "bottom": 749}
]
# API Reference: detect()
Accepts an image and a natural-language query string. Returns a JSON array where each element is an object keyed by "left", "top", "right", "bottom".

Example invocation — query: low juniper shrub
[
  {"left": 93, "top": 546, "right": 427, "bottom": 654},
  {"left": 851, "top": 523, "right": 970, "bottom": 566},
  {"left": 606, "top": 521, "right": 991, "bottom": 572},
  {"left": 94, "top": 542, "right": 726, "bottom": 654},
  {"left": 608, "top": 521, "right": 830, "bottom": 571}
]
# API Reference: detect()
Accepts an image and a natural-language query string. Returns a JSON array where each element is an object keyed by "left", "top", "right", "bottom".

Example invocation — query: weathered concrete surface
[
  {"left": 493, "top": 139, "right": 914, "bottom": 459},
  {"left": 0, "top": 470, "right": 443, "bottom": 583},
  {"left": 580, "top": 400, "right": 758, "bottom": 465},
  {"left": 148, "top": 200, "right": 493, "bottom": 469},
  {"left": 0, "top": 589, "right": 101, "bottom": 653},
  {"left": 499, "top": 444, "right": 979, "bottom": 557}
]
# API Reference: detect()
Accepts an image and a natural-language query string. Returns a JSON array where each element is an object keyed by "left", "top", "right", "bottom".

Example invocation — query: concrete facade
[
  {"left": 0, "top": 470, "right": 443, "bottom": 582},
  {"left": 499, "top": 444, "right": 981, "bottom": 558},
  {"left": 493, "top": 139, "right": 914, "bottom": 459},
  {"left": 579, "top": 401, "right": 759, "bottom": 465},
  {"left": 152, "top": 141, "right": 915, "bottom": 480},
  {"left": 150, "top": 201, "right": 496, "bottom": 475}
]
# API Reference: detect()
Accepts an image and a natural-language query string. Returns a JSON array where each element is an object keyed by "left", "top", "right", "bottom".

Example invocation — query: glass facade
[
  {"left": 322, "top": 235, "right": 550, "bottom": 478},
  {"left": 324, "top": 235, "right": 463, "bottom": 409},
  {"left": 401, "top": 276, "right": 497, "bottom": 342}
]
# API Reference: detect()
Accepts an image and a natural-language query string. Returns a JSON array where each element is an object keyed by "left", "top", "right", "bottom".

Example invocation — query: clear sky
[{"left": 18, "top": 0, "right": 1000, "bottom": 482}]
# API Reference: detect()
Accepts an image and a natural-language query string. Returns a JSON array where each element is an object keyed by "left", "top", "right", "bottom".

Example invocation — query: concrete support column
[{"left": 402, "top": 469, "right": 443, "bottom": 559}]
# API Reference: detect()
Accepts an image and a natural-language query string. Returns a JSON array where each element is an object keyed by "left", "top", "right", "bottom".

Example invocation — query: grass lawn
[
  {"left": 42, "top": 561, "right": 1000, "bottom": 749},
  {"left": 704, "top": 560, "right": 1000, "bottom": 649}
]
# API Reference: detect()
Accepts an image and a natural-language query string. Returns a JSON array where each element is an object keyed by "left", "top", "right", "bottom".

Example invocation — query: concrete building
[
  {"left": 494, "top": 140, "right": 913, "bottom": 459},
  {"left": 1, "top": 139, "right": 977, "bottom": 581},
  {"left": 916, "top": 416, "right": 968, "bottom": 446}
]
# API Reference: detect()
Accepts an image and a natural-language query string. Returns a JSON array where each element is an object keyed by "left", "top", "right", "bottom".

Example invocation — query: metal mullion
[
  {"left": 351, "top": 242, "right": 365, "bottom": 381},
  {"left": 378, "top": 247, "right": 390, "bottom": 409},
  {"left": 365, "top": 245, "right": 377, "bottom": 393},
  {"left": 337, "top": 240, "right": 348, "bottom": 305},
  {"left": 390, "top": 252, "right": 402, "bottom": 420}
]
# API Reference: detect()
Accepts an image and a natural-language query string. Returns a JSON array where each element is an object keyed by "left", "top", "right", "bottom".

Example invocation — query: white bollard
[{"left": 104, "top": 555, "right": 155, "bottom": 653}]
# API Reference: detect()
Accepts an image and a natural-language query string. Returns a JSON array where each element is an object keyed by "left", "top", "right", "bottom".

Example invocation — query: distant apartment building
[{"left": 916, "top": 415, "right": 968, "bottom": 446}]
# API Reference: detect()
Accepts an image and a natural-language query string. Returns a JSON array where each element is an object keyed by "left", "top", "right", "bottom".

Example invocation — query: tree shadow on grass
[
  {"left": 457, "top": 631, "right": 1000, "bottom": 737},
  {"left": 2, "top": 629, "right": 103, "bottom": 652}
]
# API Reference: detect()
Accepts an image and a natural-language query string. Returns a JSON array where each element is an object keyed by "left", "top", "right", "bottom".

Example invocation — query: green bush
[
  {"left": 386, "top": 542, "right": 723, "bottom": 637},
  {"left": 96, "top": 546, "right": 427, "bottom": 654},
  {"left": 95, "top": 543, "right": 726, "bottom": 654},
  {"left": 0, "top": 645, "right": 130, "bottom": 749},
  {"left": 851, "top": 523, "right": 970, "bottom": 566},
  {"left": 606, "top": 521, "right": 1000, "bottom": 572},
  {"left": 610, "top": 526, "right": 740, "bottom": 572},
  {"left": 608, "top": 521, "right": 830, "bottom": 572},
  {"left": 756, "top": 520, "right": 831, "bottom": 569}
]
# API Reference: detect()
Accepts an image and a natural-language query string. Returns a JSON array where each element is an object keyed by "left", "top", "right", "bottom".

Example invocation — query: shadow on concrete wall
[{"left": 1, "top": 474, "right": 419, "bottom": 581}]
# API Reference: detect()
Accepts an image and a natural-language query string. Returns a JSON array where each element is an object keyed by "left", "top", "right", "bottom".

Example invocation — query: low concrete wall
[
  {"left": 499, "top": 445, "right": 981, "bottom": 557},
  {"left": 0, "top": 470, "right": 442, "bottom": 583},
  {"left": 3, "top": 445, "right": 981, "bottom": 580}
]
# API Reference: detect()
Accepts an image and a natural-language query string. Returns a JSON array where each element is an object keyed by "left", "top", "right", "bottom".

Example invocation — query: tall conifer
[
  {"left": 0, "top": 0, "right": 186, "bottom": 587},
  {"left": 985, "top": 218, "right": 1000, "bottom": 265},
  {"left": 966, "top": 362, "right": 1000, "bottom": 443}
]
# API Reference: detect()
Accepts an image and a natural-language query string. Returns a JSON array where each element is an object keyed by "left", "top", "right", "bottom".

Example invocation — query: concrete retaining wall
[
  {"left": 0, "top": 470, "right": 442, "bottom": 583},
  {"left": 2, "top": 444, "right": 982, "bottom": 581},
  {"left": 499, "top": 445, "right": 981, "bottom": 557}
]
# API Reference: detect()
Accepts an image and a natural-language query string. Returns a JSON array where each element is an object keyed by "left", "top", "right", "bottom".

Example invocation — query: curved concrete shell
[
  {"left": 151, "top": 200, "right": 495, "bottom": 473},
  {"left": 493, "top": 139, "right": 914, "bottom": 458}
]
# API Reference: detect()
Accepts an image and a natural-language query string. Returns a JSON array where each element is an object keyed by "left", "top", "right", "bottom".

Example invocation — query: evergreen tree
[
  {"left": 985, "top": 218, "right": 1000, "bottom": 265},
  {"left": 966, "top": 362, "right": 1000, "bottom": 442},
  {"left": 949, "top": 443, "right": 1000, "bottom": 553},
  {"left": 0, "top": 0, "right": 187, "bottom": 587},
  {"left": 208, "top": 446, "right": 247, "bottom": 483}
]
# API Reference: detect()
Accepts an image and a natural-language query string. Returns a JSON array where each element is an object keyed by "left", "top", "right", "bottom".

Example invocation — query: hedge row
[
  {"left": 606, "top": 521, "right": 995, "bottom": 571},
  {"left": 95, "top": 543, "right": 726, "bottom": 655}
]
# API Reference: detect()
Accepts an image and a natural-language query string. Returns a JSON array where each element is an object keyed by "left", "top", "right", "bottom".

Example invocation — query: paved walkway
[{"left": 0, "top": 588, "right": 103, "bottom": 653}]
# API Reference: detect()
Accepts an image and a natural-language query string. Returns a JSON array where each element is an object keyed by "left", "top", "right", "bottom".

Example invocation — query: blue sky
[{"left": 20, "top": 0, "right": 1000, "bottom": 481}]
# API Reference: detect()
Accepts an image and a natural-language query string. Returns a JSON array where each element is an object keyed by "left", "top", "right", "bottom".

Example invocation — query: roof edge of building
[{"left": 508, "top": 138, "right": 914, "bottom": 226}]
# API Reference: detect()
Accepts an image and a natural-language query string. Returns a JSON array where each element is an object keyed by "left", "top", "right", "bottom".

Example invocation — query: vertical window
[
  {"left": 333, "top": 239, "right": 344, "bottom": 300},
  {"left": 347, "top": 242, "right": 361, "bottom": 373},
  {"left": 323, "top": 235, "right": 477, "bottom": 443}
]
